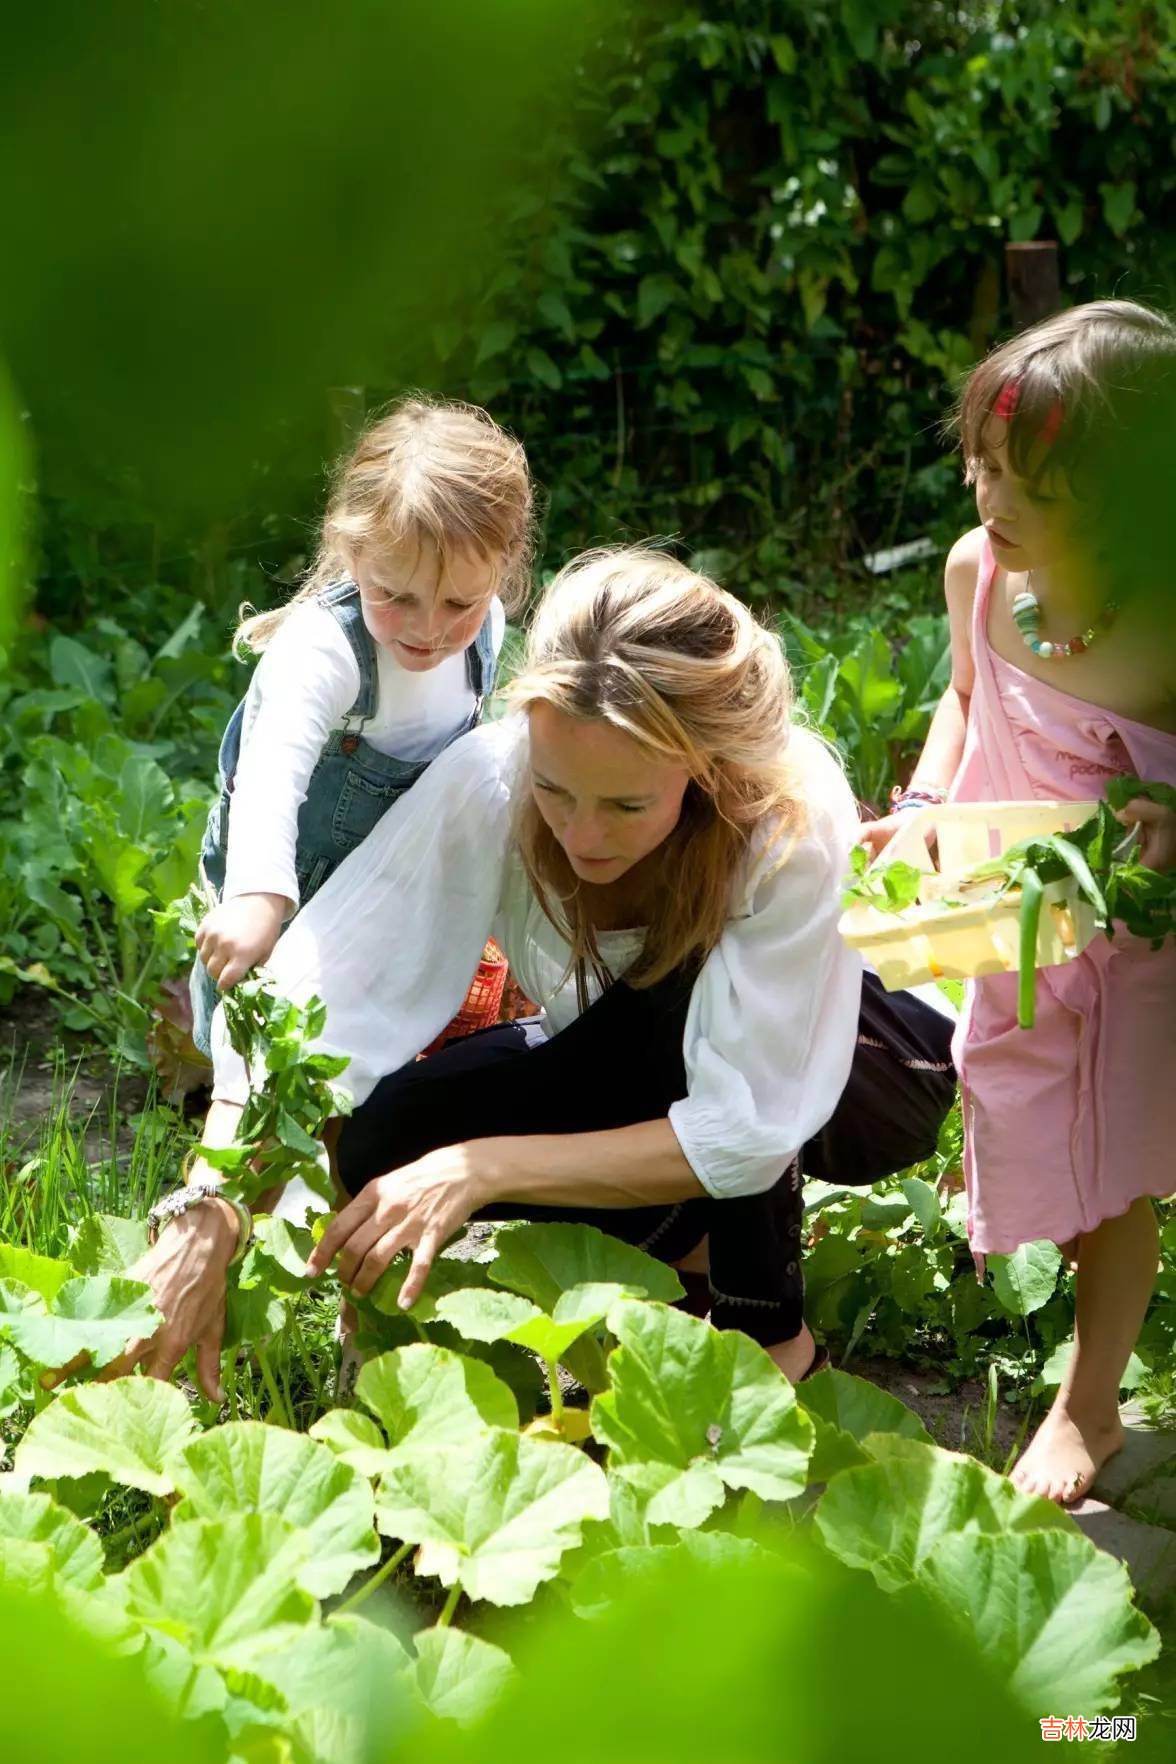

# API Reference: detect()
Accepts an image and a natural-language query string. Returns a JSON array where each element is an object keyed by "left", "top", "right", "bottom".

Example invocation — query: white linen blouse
[{"left": 210, "top": 715, "right": 864, "bottom": 1200}]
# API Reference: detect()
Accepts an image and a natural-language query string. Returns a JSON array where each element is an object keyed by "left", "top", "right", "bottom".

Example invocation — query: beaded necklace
[{"left": 1010, "top": 573, "right": 1118, "bottom": 661}]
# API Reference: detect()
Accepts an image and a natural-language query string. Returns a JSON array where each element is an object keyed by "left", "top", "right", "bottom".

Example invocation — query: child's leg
[{"left": 1011, "top": 1197, "right": 1159, "bottom": 1504}]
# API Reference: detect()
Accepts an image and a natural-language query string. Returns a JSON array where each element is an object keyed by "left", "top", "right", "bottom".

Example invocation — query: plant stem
[
  {"left": 224, "top": 1355, "right": 240, "bottom": 1421},
  {"left": 435, "top": 1584, "right": 462, "bottom": 1628},
  {"left": 334, "top": 1540, "right": 414, "bottom": 1616},
  {"left": 289, "top": 1309, "right": 322, "bottom": 1404},
  {"left": 255, "top": 1343, "right": 292, "bottom": 1427},
  {"left": 545, "top": 1359, "right": 564, "bottom": 1424},
  {"left": 102, "top": 1500, "right": 163, "bottom": 1562}
]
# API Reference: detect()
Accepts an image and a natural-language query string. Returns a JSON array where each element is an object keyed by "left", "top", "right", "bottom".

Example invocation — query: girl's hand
[
  {"left": 43, "top": 1194, "right": 239, "bottom": 1401},
  {"left": 857, "top": 812, "right": 909, "bottom": 860},
  {"left": 1116, "top": 797, "right": 1176, "bottom": 873},
  {"left": 195, "top": 892, "right": 290, "bottom": 989},
  {"left": 305, "top": 1144, "right": 493, "bottom": 1308}
]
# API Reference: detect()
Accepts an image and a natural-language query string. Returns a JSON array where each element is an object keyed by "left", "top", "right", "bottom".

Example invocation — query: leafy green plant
[
  {"left": 0, "top": 609, "right": 235, "bottom": 1057},
  {"left": 194, "top": 977, "right": 351, "bottom": 1210},
  {"left": 843, "top": 779, "right": 1176, "bottom": 1027}
]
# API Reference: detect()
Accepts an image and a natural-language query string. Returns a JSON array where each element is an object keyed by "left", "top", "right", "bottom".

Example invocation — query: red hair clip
[{"left": 992, "top": 376, "right": 1063, "bottom": 444}]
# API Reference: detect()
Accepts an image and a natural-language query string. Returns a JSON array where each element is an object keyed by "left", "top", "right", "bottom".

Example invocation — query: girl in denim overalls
[{"left": 191, "top": 397, "right": 533, "bottom": 1053}]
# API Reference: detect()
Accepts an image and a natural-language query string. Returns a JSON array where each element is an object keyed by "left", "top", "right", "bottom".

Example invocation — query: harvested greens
[{"left": 845, "top": 778, "right": 1176, "bottom": 1028}]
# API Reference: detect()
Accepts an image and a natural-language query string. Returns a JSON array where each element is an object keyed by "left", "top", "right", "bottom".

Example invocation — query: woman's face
[
  {"left": 353, "top": 536, "right": 495, "bottom": 671},
  {"left": 528, "top": 703, "right": 692, "bottom": 885}
]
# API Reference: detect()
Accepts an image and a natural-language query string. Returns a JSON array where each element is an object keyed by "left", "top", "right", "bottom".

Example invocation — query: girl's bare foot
[
  {"left": 766, "top": 1321, "right": 819, "bottom": 1384},
  {"left": 1010, "top": 1398, "right": 1124, "bottom": 1506}
]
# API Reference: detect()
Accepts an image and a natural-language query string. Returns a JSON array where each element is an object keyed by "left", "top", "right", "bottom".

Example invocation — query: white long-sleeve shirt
[
  {"left": 211, "top": 716, "right": 864, "bottom": 1199},
  {"left": 222, "top": 596, "right": 506, "bottom": 907}
]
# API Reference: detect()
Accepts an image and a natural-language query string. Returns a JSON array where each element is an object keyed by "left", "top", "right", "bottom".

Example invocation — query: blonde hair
[
  {"left": 236, "top": 396, "right": 534, "bottom": 653},
  {"left": 507, "top": 548, "right": 804, "bottom": 990},
  {"left": 951, "top": 298, "right": 1176, "bottom": 593}
]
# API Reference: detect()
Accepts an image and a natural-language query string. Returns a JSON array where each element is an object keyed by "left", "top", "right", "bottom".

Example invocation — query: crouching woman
[{"left": 107, "top": 548, "right": 865, "bottom": 1390}]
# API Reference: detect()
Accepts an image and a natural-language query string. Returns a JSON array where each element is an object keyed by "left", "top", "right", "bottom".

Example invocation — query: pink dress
[{"left": 952, "top": 540, "right": 1176, "bottom": 1256}]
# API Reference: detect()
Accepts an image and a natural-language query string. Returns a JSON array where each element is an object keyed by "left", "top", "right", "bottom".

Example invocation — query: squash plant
[
  {"left": 0, "top": 974, "right": 1162, "bottom": 1755},
  {"left": 0, "top": 1238, "right": 1161, "bottom": 1762}
]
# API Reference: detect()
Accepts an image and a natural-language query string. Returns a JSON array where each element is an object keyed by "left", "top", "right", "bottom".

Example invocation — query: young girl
[
  {"left": 863, "top": 299, "right": 1176, "bottom": 1504},
  {"left": 190, "top": 397, "right": 533, "bottom": 1052}
]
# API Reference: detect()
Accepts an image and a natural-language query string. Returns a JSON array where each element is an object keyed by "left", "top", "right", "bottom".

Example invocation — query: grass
[{"left": 0, "top": 1062, "right": 186, "bottom": 1258}]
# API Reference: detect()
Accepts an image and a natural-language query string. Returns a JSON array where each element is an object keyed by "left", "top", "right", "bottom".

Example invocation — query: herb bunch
[
  {"left": 845, "top": 778, "right": 1176, "bottom": 1029},
  {"left": 197, "top": 978, "right": 351, "bottom": 1206}
]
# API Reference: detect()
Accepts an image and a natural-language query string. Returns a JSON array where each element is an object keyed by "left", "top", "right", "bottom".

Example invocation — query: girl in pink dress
[{"left": 863, "top": 299, "right": 1176, "bottom": 1504}]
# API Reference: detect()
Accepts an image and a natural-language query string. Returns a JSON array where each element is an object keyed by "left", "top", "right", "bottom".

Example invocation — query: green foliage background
[{"left": 18, "top": 0, "right": 1176, "bottom": 621}]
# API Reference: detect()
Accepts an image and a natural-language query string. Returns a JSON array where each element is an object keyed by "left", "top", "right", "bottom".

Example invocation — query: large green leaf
[
  {"left": 0, "top": 1342, "right": 23, "bottom": 1416},
  {"left": 365, "top": 1250, "right": 493, "bottom": 1323},
  {"left": 354, "top": 1343, "right": 518, "bottom": 1455},
  {"left": 248, "top": 1216, "right": 318, "bottom": 1294},
  {"left": 15, "top": 1377, "right": 198, "bottom": 1494},
  {"left": 412, "top": 1628, "right": 517, "bottom": 1725},
  {"left": 245, "top": 1612, "right": 411, "bottom": 1721},
  {"left": 590, "top": 1301, "right": 814, "bottom": 1518},
  {"left": 0, "top": 1274, "right": 159, "bottom": 1371},
  {"left": 68, "top": 1214, "right": 150, "bottom": 1276},
  {"left": 374, "top": 1428, "right": 609, "bottom": 1605},
  {"left": 434, "top": 1283, "right": 624, "bottom": 1365},
  {"left": 816, "top": 1440, "right": 1076, "bottom": 1593},
  {"left": 0, "top": 1245, "right": 74, "bottom": 1304},
  {"left": 116, "top": 753, "right": 173, "bottom": 846},
  {"left": 48, "top": 634, "right": 114, "bottom": 702},
  {"left": 488, "top": 1222, "right": 684, "bottom": 1308},
  {"left": 171, "top": 1421, "right": 379, "bottom": 1599},
  {"left": 308, "top": 1409, "right": 391, "bottom": 1477},
  {"left": 569, "top": 1532, "right": 772, "bottom": 1619},
  {"left": 0, "top": 1536, "right": 57, "bottom": 1597},
  {"left": 797, "top": 1369, "right": 932, "bottom": 1481},
  {"left": 0, "top": 1489, "right": 104, "bottom": 1590},
  {"left": 989, "top": 1241, "right": 1062, "bottom": 1316},
  {"left": 119, "top": 1513, "right": 316, "bottom": 1668},
  {"left": 921, "top": 1529, "right": 1159, "bottom": 1714}
]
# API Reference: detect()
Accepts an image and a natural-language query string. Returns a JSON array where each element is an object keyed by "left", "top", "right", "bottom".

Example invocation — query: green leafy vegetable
[{"left": 15, "top": 1377, "right": 198, "bottom": 1494}]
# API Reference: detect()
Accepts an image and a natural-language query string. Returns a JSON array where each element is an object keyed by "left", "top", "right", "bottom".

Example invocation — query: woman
[{"left": 103, "top": 549, "right": 950, "bottom": 1397}]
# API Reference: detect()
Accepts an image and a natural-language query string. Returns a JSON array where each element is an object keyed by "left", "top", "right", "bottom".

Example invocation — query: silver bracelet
[{"left": 147, "top": 1181, "right": 252, "bottom": 1266}]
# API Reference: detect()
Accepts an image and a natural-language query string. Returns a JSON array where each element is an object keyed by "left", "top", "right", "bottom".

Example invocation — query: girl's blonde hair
[
  {"left": 236, "top": 396, "right": 534, "bottom": 653},
  {"left": 507, "top": 548, "right": 804, "bottom": 990},
  {"left": 951, "top": 298, "right": 1176, "bottom": 592}
]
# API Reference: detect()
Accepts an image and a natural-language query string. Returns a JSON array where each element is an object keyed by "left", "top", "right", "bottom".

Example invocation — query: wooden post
[{"left": 1005, "top": 241, "right": 1060, "bottom": 328}]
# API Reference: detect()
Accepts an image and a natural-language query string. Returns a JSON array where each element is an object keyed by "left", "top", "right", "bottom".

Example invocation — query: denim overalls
[{"left": 190, "top": 578, "right": 499, "bottom": 1054}]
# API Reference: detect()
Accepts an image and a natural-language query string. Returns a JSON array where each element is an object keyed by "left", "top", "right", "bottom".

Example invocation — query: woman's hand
[
  {"left": 46, "top": 1198, "right": 240, "bottom": 1400},
  {"left": 305, "top": 1144, "right": 494, "bottom": 1308},
  {"left": 1116, "top": 796, "right": 1176, "bottom": 873},
  {"left": 195, "top": 892, "right": 290, "bottom": 990}
]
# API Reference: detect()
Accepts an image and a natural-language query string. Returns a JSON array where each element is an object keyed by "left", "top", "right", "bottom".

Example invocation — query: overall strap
[
  {"left": 318, "top": 578, "right": 378, "bottom": 727},
  {"left": 466, "top": 605, "right": 500, "bottom": 712}
]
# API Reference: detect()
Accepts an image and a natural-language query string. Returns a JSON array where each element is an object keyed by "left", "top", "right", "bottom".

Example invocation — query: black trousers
[{"left": 335, "top": 970, "right": 956, "bottom": 1346}]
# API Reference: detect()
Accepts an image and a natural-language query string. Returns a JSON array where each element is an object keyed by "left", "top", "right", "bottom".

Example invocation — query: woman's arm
[{"left": 306, "top": 1119, "right": 704, "bottom": 1305}]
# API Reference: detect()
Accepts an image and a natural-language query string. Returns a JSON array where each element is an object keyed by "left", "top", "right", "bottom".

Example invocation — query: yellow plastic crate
[{"left": 840, "top": 800, "right": 1102, "bottom": 991}]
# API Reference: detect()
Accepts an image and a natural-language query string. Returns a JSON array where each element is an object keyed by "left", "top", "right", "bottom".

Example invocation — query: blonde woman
[
  {"left": 119, "top": 549, "right": 953, "bottom": 1390},
  {"left": 189, "top": 395, "right": 533, "bottom": 1052}
]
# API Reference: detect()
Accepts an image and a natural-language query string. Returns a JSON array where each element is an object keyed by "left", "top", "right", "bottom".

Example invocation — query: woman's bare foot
[
  {"left": 766, "top": 1321, "right": 819, "bottom": 1384},
  {"left": 1010, "top": 1398, "right": 1124, "bottom": 1506}
]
